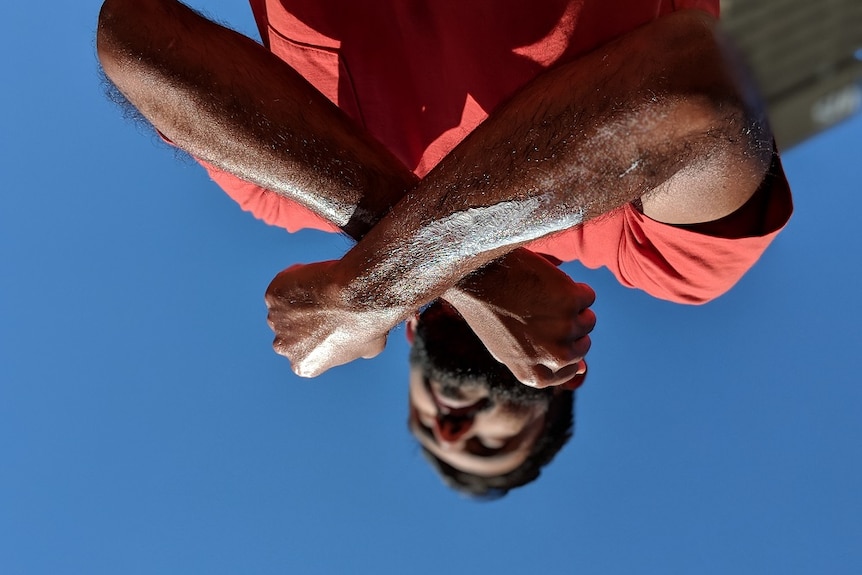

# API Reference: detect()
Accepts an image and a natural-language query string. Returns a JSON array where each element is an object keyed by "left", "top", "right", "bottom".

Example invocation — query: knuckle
[
  {"left": 361, "top": 334, "right": 388, "bottom": 359},
  {"left": 375, "top": 334, "right": 388, "bottom": 353},
  {"left": 572, "top": 335, "right": 592, "bottom": 359},
  {"left": 520, "top": 377, "right": 542, "bottom": 389},
  {"left": 575, "top": 283, "right": 596, "bottom": 308},
  {"left": 265, "top": 277, "right": 286, "bottom": 303},
  {"left": 542, "top": 356, "right": 567, "bottom": 372},
  {"left": 264, "top": 287, "right": 288, "bottom": 310},
  {"left": 512, "top": 366, "right": 541, "bottom": 388},
  {"left": 527, "top": 365, "right": 556, "bottom": 388},
  {"left": 549, "top": 364, "right": 583, "bottom": 388},
  {"left": 579, "top": 308, "right": 597, "bottom": 332},
  {"left": 272, "top": 337, "right": 291, "bottom": 358},
  {"left": 293, "top": 363, "right": 318, "bottom": 378}
]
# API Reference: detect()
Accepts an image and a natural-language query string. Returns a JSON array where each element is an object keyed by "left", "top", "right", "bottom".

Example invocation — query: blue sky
[{"left": 2, "top": 2, "right": 861, "bottom": 574}]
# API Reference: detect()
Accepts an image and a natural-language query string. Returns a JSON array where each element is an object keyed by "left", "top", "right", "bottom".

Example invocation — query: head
[{"left": 407, "top": 301, "right": 576, "bottom": 499}]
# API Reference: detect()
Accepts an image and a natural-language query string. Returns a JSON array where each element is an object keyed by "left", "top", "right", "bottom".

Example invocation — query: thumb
[{"left": 361, "top": 333, "right": 388, "bottom": 359}]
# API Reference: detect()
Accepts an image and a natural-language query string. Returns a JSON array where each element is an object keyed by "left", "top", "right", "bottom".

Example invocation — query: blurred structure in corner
[{"left": 721, "top": 0, "right": 862, "bottom": 149}]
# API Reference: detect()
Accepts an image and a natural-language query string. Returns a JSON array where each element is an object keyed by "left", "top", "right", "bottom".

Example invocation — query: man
[
  {"left": 96, "top": 0, "right": 792, "bottom": 382},
  {"left": 408, "top": 300, "right": 578, "bottom": 498}
]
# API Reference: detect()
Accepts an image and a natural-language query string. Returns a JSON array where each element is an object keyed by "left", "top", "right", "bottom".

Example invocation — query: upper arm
[{"left": 637, "top": 10, "right": 773, "bottom": 225}]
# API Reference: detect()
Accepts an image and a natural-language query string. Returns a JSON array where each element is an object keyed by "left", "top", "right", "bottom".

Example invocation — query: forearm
[
  {"left": 96, "top": 0, "right": 416, "bottom": 237},
  {"left": 96, "top": 0, "right": 565, "bottom": 318},
  {"left": 332, "top": 10, "right": 773, "bottom": 314}
]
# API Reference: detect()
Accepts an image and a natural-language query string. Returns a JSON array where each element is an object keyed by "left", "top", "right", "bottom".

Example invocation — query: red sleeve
[
  {"left": 527, "top": 165, "right": 793, "bottom": 304},
  {"left": 196, "top": 159, "right": 340, "bottom": 234}
]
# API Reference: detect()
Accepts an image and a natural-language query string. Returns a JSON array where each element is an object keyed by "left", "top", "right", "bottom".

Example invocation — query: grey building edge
[{"left": 720, "top": 0, "right": 862, "bottom": 149}]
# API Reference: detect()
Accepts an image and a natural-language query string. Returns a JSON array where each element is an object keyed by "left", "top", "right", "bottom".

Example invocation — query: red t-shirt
[{"left": 200, "top": 0, "right": 792, "bottom": 304}]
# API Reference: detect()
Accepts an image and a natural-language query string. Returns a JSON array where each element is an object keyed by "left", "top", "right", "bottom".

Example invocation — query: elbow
[
  {"left": 645, "top": 46, "right": 774, "bottom": 222},
  {"left": 685, "top": 12, "right": 775, "bottom": 187},
  {"left": 96, "top": 0, "right": 134, "bottom": 83},
  {"left": 96, "top": 0, "right": 175, "bottom": 130},
  {"left": 95, "top": 1, "right": 115, "bottom": 68},
  {"left": 660, "top": 9, "right": 774, "bottom": 169},
  {"left": 701, "top": 96, "right": 774, "bottom": 218},
  {"left": 639, "top": 98, "right": 773, "bottom": 225},
  {"left": 96, "top": 0, "right": 166, "bottom": 81}
]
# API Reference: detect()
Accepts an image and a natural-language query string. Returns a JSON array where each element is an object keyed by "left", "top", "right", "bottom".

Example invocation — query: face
[
  {"left": 408, "top": 366, "right": 549, "bottom": 477},
  {"left": 406, "top": 300, "right": 560, "bottom": 477}
]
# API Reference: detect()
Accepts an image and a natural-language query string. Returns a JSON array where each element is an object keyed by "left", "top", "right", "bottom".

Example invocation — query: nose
[{"left": 433, "top": 414, "right": 474, "bottom": 446}]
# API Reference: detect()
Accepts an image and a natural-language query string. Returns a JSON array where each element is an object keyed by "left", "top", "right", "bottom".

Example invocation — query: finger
[
  {"left": 548, "top": 328, "right": 593, "bottom": 365},
  {"left": 273, "top": 337, "right": 323, "bottom": 378},
  {"left": 509, "top": 365, "right": 541, "bottom": 388},
  {"left": 361, "top": 334, "right": 388, "bottom": 359},
  {"left": 573, "top": 282, "right": 596, "bottom": 309},
  {"left": 538, "top": 253, "right": 564, "bottom": 266},
  {"left": 264, "top": 270, "right": 296, "bottom": 305},
  {"left": 264, "top": 286, "right": 278, "bottom": 308},
  {"left": 272, "top": 263, "right": 310, "bottom": 280},
  {"left": 561, "top": 361, "right": 588, "bottom": 391},
  {"left": 570, "top": 334, "right": 591, "bottom": 361},
  {"left": 293, "top": 346, "right": 339, "bottom": 378},
  {"left": 577, "top": 308, "right": 597, "bottom": 334},
  {"left": 576, "top": 359, "right": 587, "bottom": 375},
  {"left": 523, "top": 362, "right": 582, "bottom": 389},
  {"left": 272, "top": 336, "right": 293, "bottom": 359},
  {"left": 264, "top": 261, "right": 332, "bottom": 305},
  {"left": 293, "top": 361, "right": 324, "bottom": 378},
  {"left": 298, "top": 339, "right": 379, "bottom": 377}
]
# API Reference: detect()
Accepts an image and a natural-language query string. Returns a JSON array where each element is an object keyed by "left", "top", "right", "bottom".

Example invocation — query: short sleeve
[{"left": 527, "top": 166, "right": 793, "bottom": 304}]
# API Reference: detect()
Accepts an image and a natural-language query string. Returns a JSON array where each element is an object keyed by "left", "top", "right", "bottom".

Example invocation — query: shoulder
[{"left": 636, "top": 10, "right": 775, "bottom": 225}]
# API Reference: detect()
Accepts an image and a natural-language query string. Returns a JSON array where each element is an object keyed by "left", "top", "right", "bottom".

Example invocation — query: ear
[{"left": 405, "top": 314, "right": 419, "bottom": 346}]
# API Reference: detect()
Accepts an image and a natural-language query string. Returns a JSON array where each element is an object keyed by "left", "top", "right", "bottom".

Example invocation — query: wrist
[{"left": 328, "top": 258, "right": 416, "bottom": 326}]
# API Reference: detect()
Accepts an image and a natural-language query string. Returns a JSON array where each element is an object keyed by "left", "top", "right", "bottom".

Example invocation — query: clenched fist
[
  {"left": 443, "top": 249, "right": 595, "bottom": 388},
  {"left": 265, "top": 261, "right": 405, "bottom": 377}
]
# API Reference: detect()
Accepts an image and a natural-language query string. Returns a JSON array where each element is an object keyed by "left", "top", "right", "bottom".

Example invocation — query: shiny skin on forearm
[
  {"left": 331, "top": 9, "right": 773, "bottom": 315},
  {"left": 95, "top": 0, "right": 591, "bottom": 375},
  {"left": 96, "top": 0, "right": 416, "bottom": 237},
  {"left": 95, "top": 0, "right": 587, "bottom": 308},
  {"left": 96, "top": 0, "right": 598, "bottom": 385}
]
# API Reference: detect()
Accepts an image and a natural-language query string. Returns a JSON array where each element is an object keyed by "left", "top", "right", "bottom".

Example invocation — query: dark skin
[
  {"left": 96, "top": 0, "right": 596, "bottom": 387},
  {"left": 255, "top": 9, "right": 772, "bottom": 376},
  {"left": 97, "top": 1, "right": 772, "bottom": 380}
]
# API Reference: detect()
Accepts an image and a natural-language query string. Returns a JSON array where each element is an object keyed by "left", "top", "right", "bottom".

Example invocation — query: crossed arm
[
  {"left": 97, "top": 0, "right": 772, "bottom": 379},
  {"left": 327, "top": 9, "right": 772, "bottom": 310},
  {"left": 96, "top": 0, "right": 596, "bottom": 386},
  {"left": 258, "top": 9, "right": 773, "bottom": 374}
]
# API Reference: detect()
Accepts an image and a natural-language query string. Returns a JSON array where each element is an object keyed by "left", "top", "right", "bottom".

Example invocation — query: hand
[
  {"left": 265, "top": 261, "right": 404, "bottom": 377},
  {"left": 443, "top": 249, "right": 596, "bottom": 388}
]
